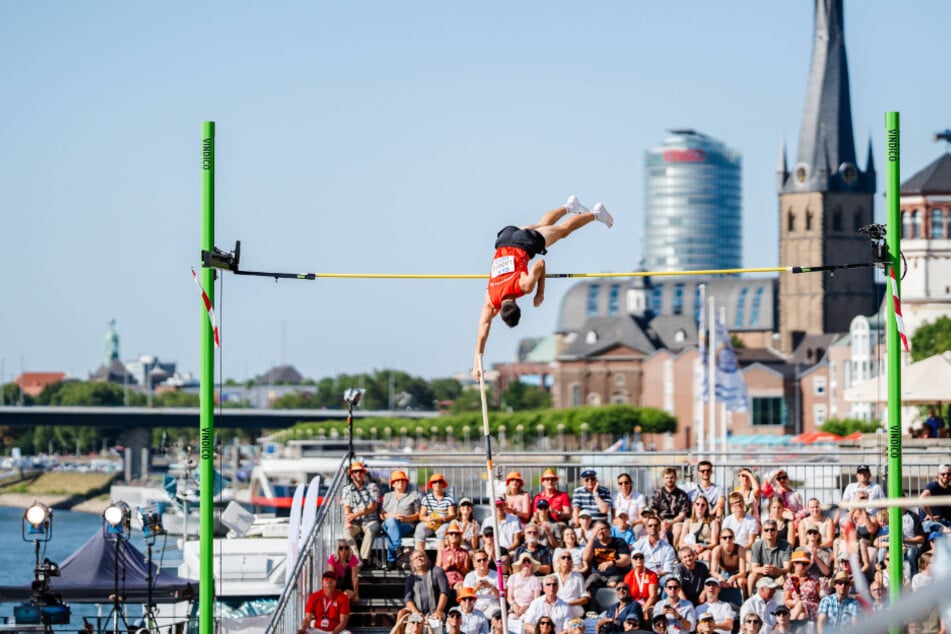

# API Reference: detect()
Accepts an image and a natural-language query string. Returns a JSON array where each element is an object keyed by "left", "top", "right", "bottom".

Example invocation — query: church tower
[{"left": 777, "top": 0, "right": 877, "bottom": 351}]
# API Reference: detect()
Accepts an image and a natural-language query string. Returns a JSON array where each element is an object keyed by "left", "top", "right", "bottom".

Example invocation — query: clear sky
[{"left": 1, "top": 2, "right": 949, "bottom": 384}]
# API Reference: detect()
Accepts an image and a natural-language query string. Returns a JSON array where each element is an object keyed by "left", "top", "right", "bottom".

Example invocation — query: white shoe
[
  {"left": 592, "top": 203, "right": 613, "bottom": 228},
  {"left": 565, "top": 195, "right": 589, "bottom": 215}
]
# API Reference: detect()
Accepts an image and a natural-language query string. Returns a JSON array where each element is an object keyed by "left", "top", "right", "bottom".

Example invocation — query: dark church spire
[{"left": 780, "top": 0, "right": 873, "bottom": 194}]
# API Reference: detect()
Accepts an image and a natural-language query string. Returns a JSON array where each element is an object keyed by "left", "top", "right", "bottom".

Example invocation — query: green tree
[
  {"left": 154, "top": 391, "right": 201, "bottom": 407},
  {"left": 430, "top": 378, "right": 463, "bottom": 403},
  {"left": 49, "top": 382, "right": 129, "bottom": 406},
  {"left": 501, "top": 380, "right": 551, "bottom": 411},
  {"left": 1, "top": 383, "right": 33, "bottom": 406},
  {"left": 821, "top": 418, "right": 880, "bottom": 436},
  {"left": 911, "top": 315, "right": 951, "bottom": 362},
  {"left": 272, "top": 391, "right": 320, "bottom": 409},
  {"left": 451, "top": 387, "right": 497, "bottom": 413}
]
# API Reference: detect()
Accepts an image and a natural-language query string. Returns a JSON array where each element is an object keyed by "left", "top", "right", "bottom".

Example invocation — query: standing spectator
[
  {"left": 595, "top": 582, "right": 643, "bottom": 634},
  {"left": 455, "top": 587, "right": 489, "bottom": 634},
  {"left": 708, "top": 529, "right": 747, "bottom": 594},
  {"left": 583, "top": 520, "right": 633, "bottom": 591},
  {"left": 632, "top": 516, "right": 678, "bottom": 578},
  {"left": 781, "top": 551, "right": 820, "bottom": 621},
  {"left": 739, "top": 579, "right": 781, "bottom": 632},
  {"left": 463, "top": 550, "right": 501, "bottom": 614},
  {"left": 686, "top": 461, "right": 726, "bottom": 519},
  {"left": 572, "top": 469, "right": 613, "bottom": 525},
  {"left": 694, "top": 579, "right": 736, "bottom": 634},
  {"left": 456, "top": 498, "right": 482, "bottom": 551},
  {"left": 402, "top": 550, "right": 449, "bottom": 623},
  {"left": 508, "top": 553, "right": 543, "bottom": 617},
  {"left": 614, "top": 473, "right": 648, "bottom": 535},
  {"left": 670, "top": 546, "right": 709, "bottom": 606},
  {"left": 676, "top": 497, "right": 719, "bottom": 560},
  {"left": 648, "top": 468, "right": 690, "bottom": 545},
  {"left": 381, "top": 470, "right": 420, "bottom": 570},
  {"left": 816, "top": 572, "right": 859, "bottom": 633},
  {"left": 650, "top": 577, "right": 695, "bottom": 634},
  {"left": 733, "top": 469, "right": 761, "bottom": 523},
  {"left": 533, "top": 469, "right": 573, "bottom": 542},
  {"left": 416, "top": 474, "right": 457, "bottom": 551},
  {"left": 553, "top": 548, "right": 589, "bottom": 617},
  {"left": 299, "top": 570, "right": 351, "bottom": 634},
  {"left": 514, "top": 523, "right": 554, "bottom": 574},
  {"left": 798, "top": 498, "right": 834, "bottom": 549},
  {"left": 522, "top": 575, "right": 572, "bottom": 634},
  {"left": 484, "top": 498, "right": 524, "bottom": 550},
  {"left": 327, "top": 539, "right": 361, "bottom": 604},
  {"left": 438, "top": 522, "right": 472, "bottom": 589},
  {"left": 623, "top": 552, "right": 659, "bottom": 617},
  {"left": 747, "top": 520, "right": 791, "bottom": 598},
  {"left": 840, "top": 464, "right": 885, "bottom": 505},
  {"left": 343, "top": 462, "right": 381, "bottom": 566},
  {"left": 920, "top": 463, "right": 951, "bottom": 532},
  {"left": 505, "top": 471, "right": 533, "bottom": 524},
  {"left": 924, "top": 408, "right": 945, "bottom": 438},
  {"left": 553, "top": 526, "right": 585, "bottom": 572},
  {"left": 721, "top": 492, "right": 759, "bottom": 550}
]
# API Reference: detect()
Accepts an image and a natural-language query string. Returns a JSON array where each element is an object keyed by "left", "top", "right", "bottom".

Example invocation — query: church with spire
[{"left": 776, "top": 0, "right": 879, "bottom": 352}]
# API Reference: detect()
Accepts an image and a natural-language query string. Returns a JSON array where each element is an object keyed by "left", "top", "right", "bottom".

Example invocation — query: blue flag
[{"left": 712, "top": 313, "right": 749, "bottom": 412}]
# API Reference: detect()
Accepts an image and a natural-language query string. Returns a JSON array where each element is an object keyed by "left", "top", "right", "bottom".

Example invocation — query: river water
[{"left": 0, "top": 506, "right": 185, "bottom": 626}]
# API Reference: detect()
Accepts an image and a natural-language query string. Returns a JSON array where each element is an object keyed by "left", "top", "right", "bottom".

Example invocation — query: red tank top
[{"left": 487, "top": 246, "right": 529, "bottom": 309}]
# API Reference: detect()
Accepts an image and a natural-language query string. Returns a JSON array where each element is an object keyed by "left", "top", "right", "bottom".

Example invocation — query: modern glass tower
[{"left": 643, "top": 129, "right": 742, "bottom": 272}]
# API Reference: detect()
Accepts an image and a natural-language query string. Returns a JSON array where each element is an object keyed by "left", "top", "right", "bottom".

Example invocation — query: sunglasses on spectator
[
  {"left": 339, "top": 545, "right": 350, "bottom": 551},
  {"left": 698, "top": 469, "right": 711, "bottom": 474},
  {"left": 560, "top": 555, "right": 573, "bottom": 560},
  {"left": 544, "top": 582, "right": 558, "bottom": 587},
  {"left": 776, "top": 475, "right": 788, "bottom": 480},
  {"left": 745, "top": 619, "right": 762, "bottom": 624},
  {"left": 570, "top": 624, "right": 585, "bottom": 630},
  {"left": 539, "top": 621, "right": 554, "bottom": 626},
  {"left": 762, "top": 528, "right": 776, "bottom": 532},
  {"left": 721, "top": 535, "right": 734, "bottom": 540},
  {"left": 474, "top": 558, "right": 488, "bottom": 563}
]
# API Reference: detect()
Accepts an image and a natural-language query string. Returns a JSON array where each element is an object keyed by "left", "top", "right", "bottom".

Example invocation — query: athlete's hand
[
  {"left": 533, "top": 292, "right": 544, "bottom": 307},
  {"left": 471, "top": 366, "right": 482, "bottom": 382}
]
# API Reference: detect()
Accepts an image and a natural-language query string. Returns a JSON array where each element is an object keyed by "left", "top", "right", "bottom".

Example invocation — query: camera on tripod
[{"left": 14, "top": 558, "right": 70, "bottom": 626}]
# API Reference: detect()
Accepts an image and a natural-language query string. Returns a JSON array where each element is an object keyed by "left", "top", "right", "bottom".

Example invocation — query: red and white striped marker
[
  {"left": 191, "top": 267, "right": 220, "bottom": 348},
  {"left": 889, "top": 268, "right": 910, "bottom": 354}
]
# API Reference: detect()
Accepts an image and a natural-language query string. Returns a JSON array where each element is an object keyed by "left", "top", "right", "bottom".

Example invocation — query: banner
[{"left": 712, "top": 313, "right": 749, "bottom": 412}]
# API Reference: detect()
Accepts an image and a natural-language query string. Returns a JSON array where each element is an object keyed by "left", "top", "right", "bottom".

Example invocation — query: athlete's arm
[
  {"left": 473, "top": 296, "right": 496, "bottom": 380},
  {"left": 521, "top": 259, "right": 546, "bottom": 306}
]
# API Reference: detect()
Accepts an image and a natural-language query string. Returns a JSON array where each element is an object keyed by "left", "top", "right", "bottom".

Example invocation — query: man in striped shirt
[{"left": 572, "top": 469, "right": 613, "bottom": 526}]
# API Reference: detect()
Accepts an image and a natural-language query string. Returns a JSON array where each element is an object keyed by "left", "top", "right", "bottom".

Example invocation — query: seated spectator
[
  {"left": 483, "top": 498, "right": 523, "bottom": 550},
  {"left": 782, "top": 551, "right": 820, "bottom": 621},
  {"left": 327, "top": 539, "right": 361, "bottom": 603},
  {"left": 623, "top": 552, "right": 659, "bottom": 617},
  {"left": 676, "top": 497, "right": 719, "bottom": 561},
  {"left": 401, "top": 550, "right": 449, "bottom": 623},
  {"left": 763, "top": 497, "right": 795, "bottom": 546},
  {"left": 650, "top": 577, "right": 695, "bottom": 634},
  {"left": 873, "top": 507, "right": 925, "bottom": 578},
  {"left": 438, "top": 522, "right": 472, "bottom": 589},
  {"left": 488, "top": 610, "right": 504, "bottom": 634},
  {"left": 694, "top": 613, "right": 716, "bottom": 634},
  {"left": 381, "top": 470, "right": 421, "bottom": 570},
  {"left": 614, "top": 473, "right": 648, "bottom": 535},
  {"left": 476, "top": 527, "right": 511, "bottom": 576},
  {"left": 739, "top": 578, "right": 781, "bottom": 632},
  {"left": 621, "top": 615, "right": 644, "bottom": 632},
  {"left": 632, "top": 516, "right": 677, "bottom": 578},
  {"left": 920, "top": 464, "right": 951, "bottom": 532},
  {"left": 740, "top": 613, "right": 763, "bottom": 634},
  {"left": 768, "top": 606, "right": 792, "bottom": 634},
  {"left": 454, "top": 587, "right": 489, "bottom": 634},
  {"left": 800, "top": 526, "right": 833, "bottom": 579},
  {"left": 514, "top": 523, "right": 554, "bottom": 574},
  {"left": 533, "top": 469, "right": 573, "bottom": 543},
  {"left": 390, "top": 612, "right": 430, "bottom": 634},
  {"left": 685, "top": 460, "right": 726, "bottom": 520},
  {"left": 508, "top": 553, "right": 543, "bottom": 617},
  {"left": 523, "top": 575, "right": 572, "bottom": 634},
  {"left": 553, "top": 523, "right": 585, "bottom": 572},
  {"left": 761, "top": 470, "right": 805, "bottom": 526},
  {"left": 531, "top": 500, "right": 559, "bottom": 548},
  {"left": 595, "top": 581, "right": 643, "bottom": 634},
  {"left": 816, "top": 572, "right": 859, "bottom": 633},
  {"left": 564, "top": 618, "right": 586, "bottom": 634},
  {"left": 747, "top": 519, "right": 791, "bottom": 597},
  {"left": 343, "top": 462, "right": 382, "bottom": 566},
  {"left": 840, "top": 464, "right": 885, "bottom": 506},
  {"left": 415, "top": 474, "right": 457, "bottom": 552},
  {"left": 299, "top": 570, "right": 351, "bottom": 634},
  {"left": 572, "top": 469, "right": 614, "bottom": 525},
  {"left": 670, "top": 546, "right": 708, "bottom": 606},
  {"left": 648, "top": 468, "right": 689, "bottom": 546},
  {"left": 844, "top": 492, "right": 879, "bottom": 564},
  {"left": 733, "top": 469, "right": 761, "bottom": 527},
  {"left": 533, "top": 617, "right": 558, "bottom": 634},
  {"left": 798, "top": 498, "right": 834, "bottom": 549},
  {"left": 456, "top": 498, "right": 482, "bottom": 550},
  {"left": 505, "top": 471, "right": 533, "bottom": 524},
  {"left": 445, "top": 607, "right": 464, "bottom": 634},
  {"left": 576, "top": 509, "right": 596, "bottom": 545},
  {"left": 583, "top": 520, "right": 633, "bottom": 591},
  {"left": 611, "top": 511, "right": 638, "bottom": 546},
  {"left": 463, "top": 550, "right": 501, "bottom": 614},
  {"left": 553, "top": 547, "right": 589, "bottom": 617},
  {"left": 708, "top": 529, "right": 747, "bottom": 595},
  {"left": 650, "top": 613, "right": 669, "bottom": 634},
  {"left": 694, "top": 579, "right": 736, "bottom": 634},
  {"left": 722, "top": 492, "right": 759, "bottom": 551}
]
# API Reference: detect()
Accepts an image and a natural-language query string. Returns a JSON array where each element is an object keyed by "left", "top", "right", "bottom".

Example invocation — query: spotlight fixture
[
  {"left": 102, "top": 501, "right": 131, "bottom": 537},
  {"left": 23, "top": 502, "right": 52, "bottom": 540},
  {"left": 137, "top": 505, "right": 166, "bottom": 540},
  {"left": 343, "top": 388, "right": 364, "bottom": 406}
]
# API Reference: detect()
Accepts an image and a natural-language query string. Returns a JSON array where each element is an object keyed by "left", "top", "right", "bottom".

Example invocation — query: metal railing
[{"left": 264, "top": 447, "right": 948, "bottom": 633}]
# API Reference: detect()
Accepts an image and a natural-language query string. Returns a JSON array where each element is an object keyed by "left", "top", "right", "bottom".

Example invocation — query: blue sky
[{"left": 1, "top": 2, "right": 949, "bottom": 384}]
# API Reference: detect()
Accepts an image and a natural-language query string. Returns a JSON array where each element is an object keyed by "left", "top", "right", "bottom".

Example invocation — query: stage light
[
  {"left": 137, "top": 505, "right": 166, "bottom": 540},
  {"left": 102, "top": 501, "right": 131, "bottom": 537},
  {"left": 23, "top": 502, "right": 51, "bottom": 538}
]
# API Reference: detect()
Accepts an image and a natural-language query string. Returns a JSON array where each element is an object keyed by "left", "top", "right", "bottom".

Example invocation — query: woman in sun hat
[
  {"left": 505, "top": 470, "right": 532, "bottom": 524},
  {"left": 416, "top": 473, "right": 457, "bottom": 552}
]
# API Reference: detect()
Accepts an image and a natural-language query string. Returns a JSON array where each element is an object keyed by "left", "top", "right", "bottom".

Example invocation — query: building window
[
  {"left": 787, "top": 211, "right": 796, "bottom": 232},
  {"left": 854, "top": 211, "right": 863, "bottom": 232},
  {"left": 749, "top": 286, "right": 764, "bottom": 328},
  {"left": 587, "top": 393, "right": 601, "bottom": 406},
  {"left": 814, "top": 404, "right": 827, "bottom": 426},
  {"left": 651, "top": 285, "right": 664, "bottom": 314},
  {"left": 832, "top": 208, "right": 843, "bottom": 232},
  {"left": 805, "top": 211, "right": 813, "bottom": 231},
  {"left": 751, "top": 397, "right": 785, "bottom": 426},
  {"left": 693, "top": 285, "right": 703, "bottom": 323},
  {"left": 814, "top": 376, "right": 826, "bottom": 395},
  {"left": 735, "top": 287, "right": 748, "bottom": 329},
  {"left": 587, "top": 284, "right": 600, "bottom": 316},
  {"left": 902, "top": 211, "right": 913, "bottom": 239},
  {"left": 608, "top": 284, "right": 620, "bottom": 316},
  {"left": 673, "top": 284, "right": 685, "bottom": 315},
  {"left": 910, "top": 210, "right": 922, "bottom": 238},
  {"left": 931, "top": 208, "right": 946, "bottom": 239},
  {"left": 614, "top": 374, "right": 625, "bottom": 387},
  {"left": 571, "top": 383, "right": 582, "bottom": 407}
]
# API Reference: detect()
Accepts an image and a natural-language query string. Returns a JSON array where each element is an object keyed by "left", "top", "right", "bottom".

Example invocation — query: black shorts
[{"left": 494, "top": 226, "right": 547, "bottom": 257}]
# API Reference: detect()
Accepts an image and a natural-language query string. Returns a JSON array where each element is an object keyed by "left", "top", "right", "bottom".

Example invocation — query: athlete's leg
[
  {"left": 535, "top": 212, "right": 597, "bottom": 248},
  {"left": 522, "top": 206, "right": 568, "bottom": 230}
]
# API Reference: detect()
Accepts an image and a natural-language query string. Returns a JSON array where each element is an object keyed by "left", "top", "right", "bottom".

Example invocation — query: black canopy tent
[{"left": 0, "top": 529, "right": 197, "bottom": 604}]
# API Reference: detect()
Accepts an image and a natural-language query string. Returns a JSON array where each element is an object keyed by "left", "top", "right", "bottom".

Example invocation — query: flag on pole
[
  {"left": 888, "top": 268, "right": 911, "bottom": 354},
  {"left": 711, "top": 313, "right": 749, "bottom": 412},
  {"left": 191, "top": 267, "right": 220, "bottom": 348}
]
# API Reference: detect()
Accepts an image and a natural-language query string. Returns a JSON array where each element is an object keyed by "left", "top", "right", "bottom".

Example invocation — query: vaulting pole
[
  {"left": 199, "top": 121, "right": 216, "bottom": 634},
  {"left": 477, "top": 355, "right": 507, "bottom": 631},
  {"left": 884, "top": 111, "right": 902, "bottom": 618}
]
